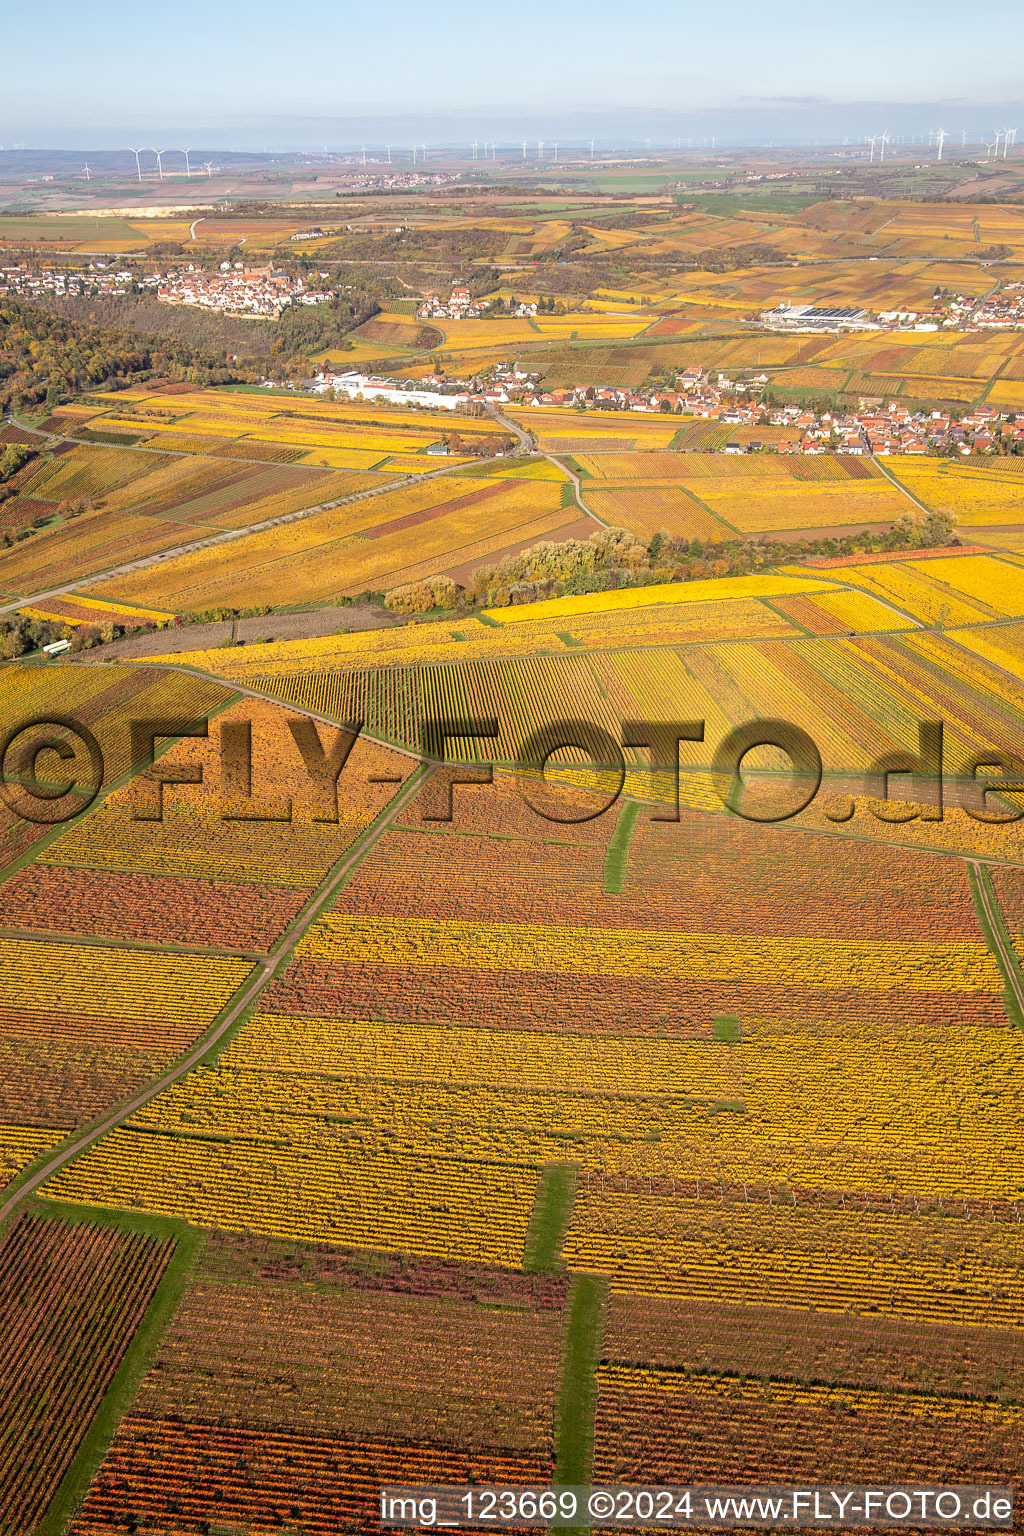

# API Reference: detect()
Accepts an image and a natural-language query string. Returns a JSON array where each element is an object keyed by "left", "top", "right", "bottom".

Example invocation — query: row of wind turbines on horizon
[
  {"left": 354, "top": 140, "right": 595, "bottom": 162},
  {"left": 354, "top": 131, "right": 1019, "bottom": 165},
  {"left": 104, "top": 147, "right": 217, "bottom": 181},
  {"left": 69, "top": 130, "right": 1024, "bottom": 182},
  {"left": 864, "top": 127, "right": 1018, "bottom": 161}
]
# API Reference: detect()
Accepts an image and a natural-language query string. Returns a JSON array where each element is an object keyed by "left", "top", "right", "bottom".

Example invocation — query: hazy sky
[{"left": 6, "top": 0, "right": 1024, "bottom": 147}]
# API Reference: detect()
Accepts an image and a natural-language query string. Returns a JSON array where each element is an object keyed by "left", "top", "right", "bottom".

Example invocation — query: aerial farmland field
[{"left": 7, "top": 17, "right": 1024, "bottom": 1528}]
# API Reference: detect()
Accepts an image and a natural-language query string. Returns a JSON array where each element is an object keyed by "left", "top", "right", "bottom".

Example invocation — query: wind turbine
[
  {"left": 182, "top": 147, "right": 193, "bottom": 178},
  {"left": 411, "top": 143, "right": 417, "bottom": 164},
  {"left": 993, "top": 129, "right": 1004, "bottom": 158},
  {"left": 420, "top": 141, "right": 427, "bottom": 162},
  {"left": 1003, "top": 127, "right": 1017, "bottom": 158},
  {"left": 868, "top": 133, "right": 881, "bottom": 162},
  {"left": 151, "top": 148, "right": 165, "bottom": 179},
  {"left": 962, "top": 129, "right": 967, "bottom": 148},
  {"left": 521, "top": 140, "right": 527, "bottom": 160},
  {"left": 386, "top": 144, "right": 392, "bottom": 164},
  {"left": 204, "top": 161, "right": 213, "bottom": 177},
  {"left": 879, "top": 130, "right": 889, "bottom": 162},
  {"left": 537, "top": 139, "right": 544, "bottom": 159},
  {"left": 471, "top": 139, "right": 478, "bottom": 160},
  {"left": 81, "top": 163, "right": 91, "bottom": 181},
  {"left": 128, "top": 146, "right": 145, "bottom": 182},
  {"left": 552, "top": 141, "right": 559, "bottom": 162},
  {"left": 935, "top": 128, "right": 947, "bottom": 161},
  {"left": 590, "top": 139, "right": 595, "bottom": 159},
  {"left": 361, "top": 144, "right": 367, "bottom": 166},
  {"left": 983, "top": 136, "right": 999, "bottom": 158}
]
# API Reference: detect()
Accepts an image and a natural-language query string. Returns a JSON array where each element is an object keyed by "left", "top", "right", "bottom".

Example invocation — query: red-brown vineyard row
[
  {"left": 0, "top": 1214, "right": 176, "bottom": 1536},
  {"left": 69, "top": 1416, "right": 552, "bottom": 1535}
]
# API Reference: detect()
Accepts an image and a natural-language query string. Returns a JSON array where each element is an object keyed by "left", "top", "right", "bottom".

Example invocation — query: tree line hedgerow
[
  {"left": 384, "top": 509, "right": 959, "bottom": 613},
  {"left": 0, "top": 299, "right": 253, "bottom": 411}
]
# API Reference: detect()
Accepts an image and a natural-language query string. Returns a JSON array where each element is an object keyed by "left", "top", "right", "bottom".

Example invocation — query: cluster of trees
[
  {"left": 384, "top": 575, "right": 461, "bottom": 614},
  {"left": 516, "top": 262, "right": 603, "bottom": 297},
  {"left": 0, "top": 300, "right": 249, "bottom": 411},
  {"left": 0, "top": 443, "right": 32, "bottom": 481},
  {"left": 179, "top": 604, "right": 272, "bottom": 624},
  {"left": 693, "top": 242, "right": 781, "bottom": 272},
  {"left": 25, "top": 291, "right": 275, "bottom": 366},
  {"left": 0, "top": 613, "right": 136, "bottom": 659},
  {"left": 0, "top": 616, "right": 67, "bottom": 658},
  {"left": 274, "top": 292, "right": 381, "bottom": 373},
  {"left": 592, "top": 210, "right": 676, "bottom": 231},
  {"left": 890, "top": 509, "right": 959, "bottom": 546},
  {"left": 383, "top": 510, "right": 959, "bottom": 615},
  {"left": 317, "top": 226, "right": 497, "bottom": 269},
  {"left": 436, "top": 429, "right": 514, "bottom": 457}
]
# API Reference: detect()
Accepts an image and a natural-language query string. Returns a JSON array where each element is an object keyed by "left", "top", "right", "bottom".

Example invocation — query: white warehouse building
[{"left": 314, "top": 371, "right": 469, "bottom": 409}]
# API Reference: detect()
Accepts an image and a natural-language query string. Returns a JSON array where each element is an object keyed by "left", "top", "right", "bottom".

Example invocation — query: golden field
[{"left": 88, "top": 471, "right": 573, "bottom": 609}]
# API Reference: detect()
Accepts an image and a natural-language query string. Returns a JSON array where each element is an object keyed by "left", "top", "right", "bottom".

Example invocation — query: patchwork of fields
[
  {"left": 1, "top": 388, "right": 574, "bottom": 609},
  {"left": 10, "top": 174, "right": 1024, "bottom": 1529},
  {"left": 568, "top": 449, "right": 911, "bottom": 540},
  {"left": 8, "top": 613, "right": 1021, "bottom": 1525},
  {"left": 4, "top": 530, "right": 1024, "bottom": 1529}
]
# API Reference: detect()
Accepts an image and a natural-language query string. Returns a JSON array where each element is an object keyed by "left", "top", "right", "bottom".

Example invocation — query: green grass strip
[
  {"left": 603, "top": 800, "right": 639, "bottom": 895},
  {"left": 524, "top": 1163, "right": 578, "bottom": 1273},
  {"left": 33, "top": 1206, "right": 204, "bottom": 1536},
  {"left": 967, "top": 861, "right": 1024, "bottom": 1031},
  {"left": 554, "top": 1274, "right": 608, "bottom": 1489}
]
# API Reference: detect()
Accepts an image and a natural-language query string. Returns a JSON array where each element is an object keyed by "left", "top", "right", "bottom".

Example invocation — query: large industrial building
[{"left": 759, "top": 301, "right": 875, "bottom": 330}]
